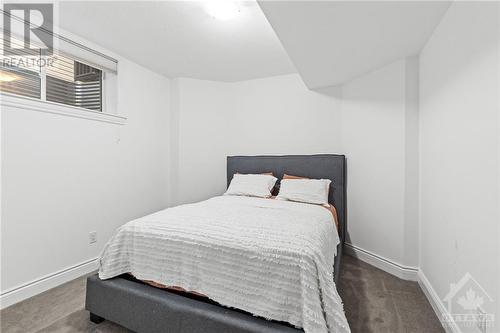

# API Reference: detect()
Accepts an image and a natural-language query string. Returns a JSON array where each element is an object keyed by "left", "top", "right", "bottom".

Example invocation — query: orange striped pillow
[{"left": 283, "top": 173, "right": 308, "bottom": 179}]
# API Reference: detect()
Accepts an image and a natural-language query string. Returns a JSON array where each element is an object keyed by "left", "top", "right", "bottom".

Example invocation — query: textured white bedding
[{"left": 98, "top": 196, "right": 350, "bottom": 333}]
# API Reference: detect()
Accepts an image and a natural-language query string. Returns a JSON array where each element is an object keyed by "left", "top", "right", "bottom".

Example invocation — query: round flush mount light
[{"left": 205, "top": 1, "right": 241, "bottom": 21}]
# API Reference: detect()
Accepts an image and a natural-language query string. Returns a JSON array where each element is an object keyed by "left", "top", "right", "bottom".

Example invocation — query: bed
[{"left": 85, "top": 154, "right": 348, "bottom": 333}]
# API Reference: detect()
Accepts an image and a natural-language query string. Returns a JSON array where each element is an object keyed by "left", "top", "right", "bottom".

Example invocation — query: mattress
[{"left": 98, "top": 196, "right": 350, "bottom": 333}]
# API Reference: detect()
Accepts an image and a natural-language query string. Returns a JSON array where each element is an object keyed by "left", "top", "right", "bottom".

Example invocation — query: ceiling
[
  {"left": 58, "top": 1, "right": 296, "bottom": 82},
  {"left": 58, "top": 1, "right": 451, "bottom": 87},
  {"left": 258, "top": 1, "right": 451, "bottom": 89}
]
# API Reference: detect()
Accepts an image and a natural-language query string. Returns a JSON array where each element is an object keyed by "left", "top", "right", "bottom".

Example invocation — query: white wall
[
  {"left": 404, "top": 56, "right": 420, "bottom": 269},
  {"left": 172, "top": 74, "right": 342, "bottom": 205},
  {"left": 340, "top": 57, "right": 419, "bottom": 268},
  {"left": 231, "top": 74, "right": 342, "bottom": 156},
  {"left": 419, "top": 1, "right": 499, "bottom": 330},
  {"left": 172, "top": 78, "right": 235, "bottom": 205},
  {"left": 1, "top": 51, "right": 171, "bottom": 304}
]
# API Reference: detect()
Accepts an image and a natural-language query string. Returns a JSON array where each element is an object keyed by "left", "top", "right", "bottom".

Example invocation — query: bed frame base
[
  {"left": 85, "top": 274, "right": 302, "bottom": 333},
  {"left": 86, "top": 155, "right": 346, "bottom": 332},
  {"left": 89, "top": 312, "right": 104, "bottom": 324}
]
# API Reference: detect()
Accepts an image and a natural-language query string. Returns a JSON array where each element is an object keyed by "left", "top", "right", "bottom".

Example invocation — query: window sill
[{"left": 0, "top": 93, "right": 126, "bottom": 125}]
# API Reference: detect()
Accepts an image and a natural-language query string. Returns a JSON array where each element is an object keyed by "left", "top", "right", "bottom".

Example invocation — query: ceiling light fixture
[{"left": 205, "top": 1, "right": 241, "bottom": 21}]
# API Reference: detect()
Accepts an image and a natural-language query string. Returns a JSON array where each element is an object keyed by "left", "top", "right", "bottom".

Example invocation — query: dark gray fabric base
[{"left": 85, "top": 275, "right": 302, "bottom": 333}]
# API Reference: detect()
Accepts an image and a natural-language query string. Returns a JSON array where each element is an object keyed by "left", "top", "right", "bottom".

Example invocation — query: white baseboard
[
  {"left": 418, "top": 270, "right": 462, "bottom": 333},
  {"left": 0, "top": 257, "right": 99, "bottom": 310},
  {"left": 344, "top": 243, "right": 418, "bottom": 281}
]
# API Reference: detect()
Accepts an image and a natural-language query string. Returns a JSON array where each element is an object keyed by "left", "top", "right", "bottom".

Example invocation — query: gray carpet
[
  {"left": 338, "top": 255, "right": 444, "bottom": 333},
  {"left": 1, "top": 255, "right": 444, "bottom": 333}
]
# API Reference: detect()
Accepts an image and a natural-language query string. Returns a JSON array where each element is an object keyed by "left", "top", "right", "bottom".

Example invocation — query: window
[
  {"left": 46, "top": 54, "right": 103, "bottom": 111},
  {"left": 1, "top": 50, "right": 104, "bottom": 111},
  {"left": 1, "top": 14, "right": 117, "bottom": 114}
]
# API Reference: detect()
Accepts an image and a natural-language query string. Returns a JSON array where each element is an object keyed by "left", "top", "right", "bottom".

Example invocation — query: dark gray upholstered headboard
[{"left": 226, "top": 154, "right": 346, "bottom": 244}]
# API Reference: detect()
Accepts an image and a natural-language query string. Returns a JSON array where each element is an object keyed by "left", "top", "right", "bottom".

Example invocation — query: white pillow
[
  {"left": 276, "top": 178, "right": 331, "bottom": 205},
  {"left": 224, "top": 174, "right": 278, "bottom": 198}
]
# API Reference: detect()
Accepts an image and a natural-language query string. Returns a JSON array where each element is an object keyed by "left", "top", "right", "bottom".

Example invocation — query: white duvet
[{"left": 99, "top": 196, "right": 350, "bottom": 333}]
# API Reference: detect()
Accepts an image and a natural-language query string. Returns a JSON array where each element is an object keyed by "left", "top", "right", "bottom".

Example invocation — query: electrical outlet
[
  {"left": 477, "top": 307, "right": 487, "bottom": 333},
  {"left": 89, "top": 231, "right": 97, "bottom": 244}
]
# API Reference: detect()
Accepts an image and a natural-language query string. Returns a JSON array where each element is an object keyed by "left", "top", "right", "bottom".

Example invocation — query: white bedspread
[{"left": 99, "top": 196, "right": 350, "bottom": 333}]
